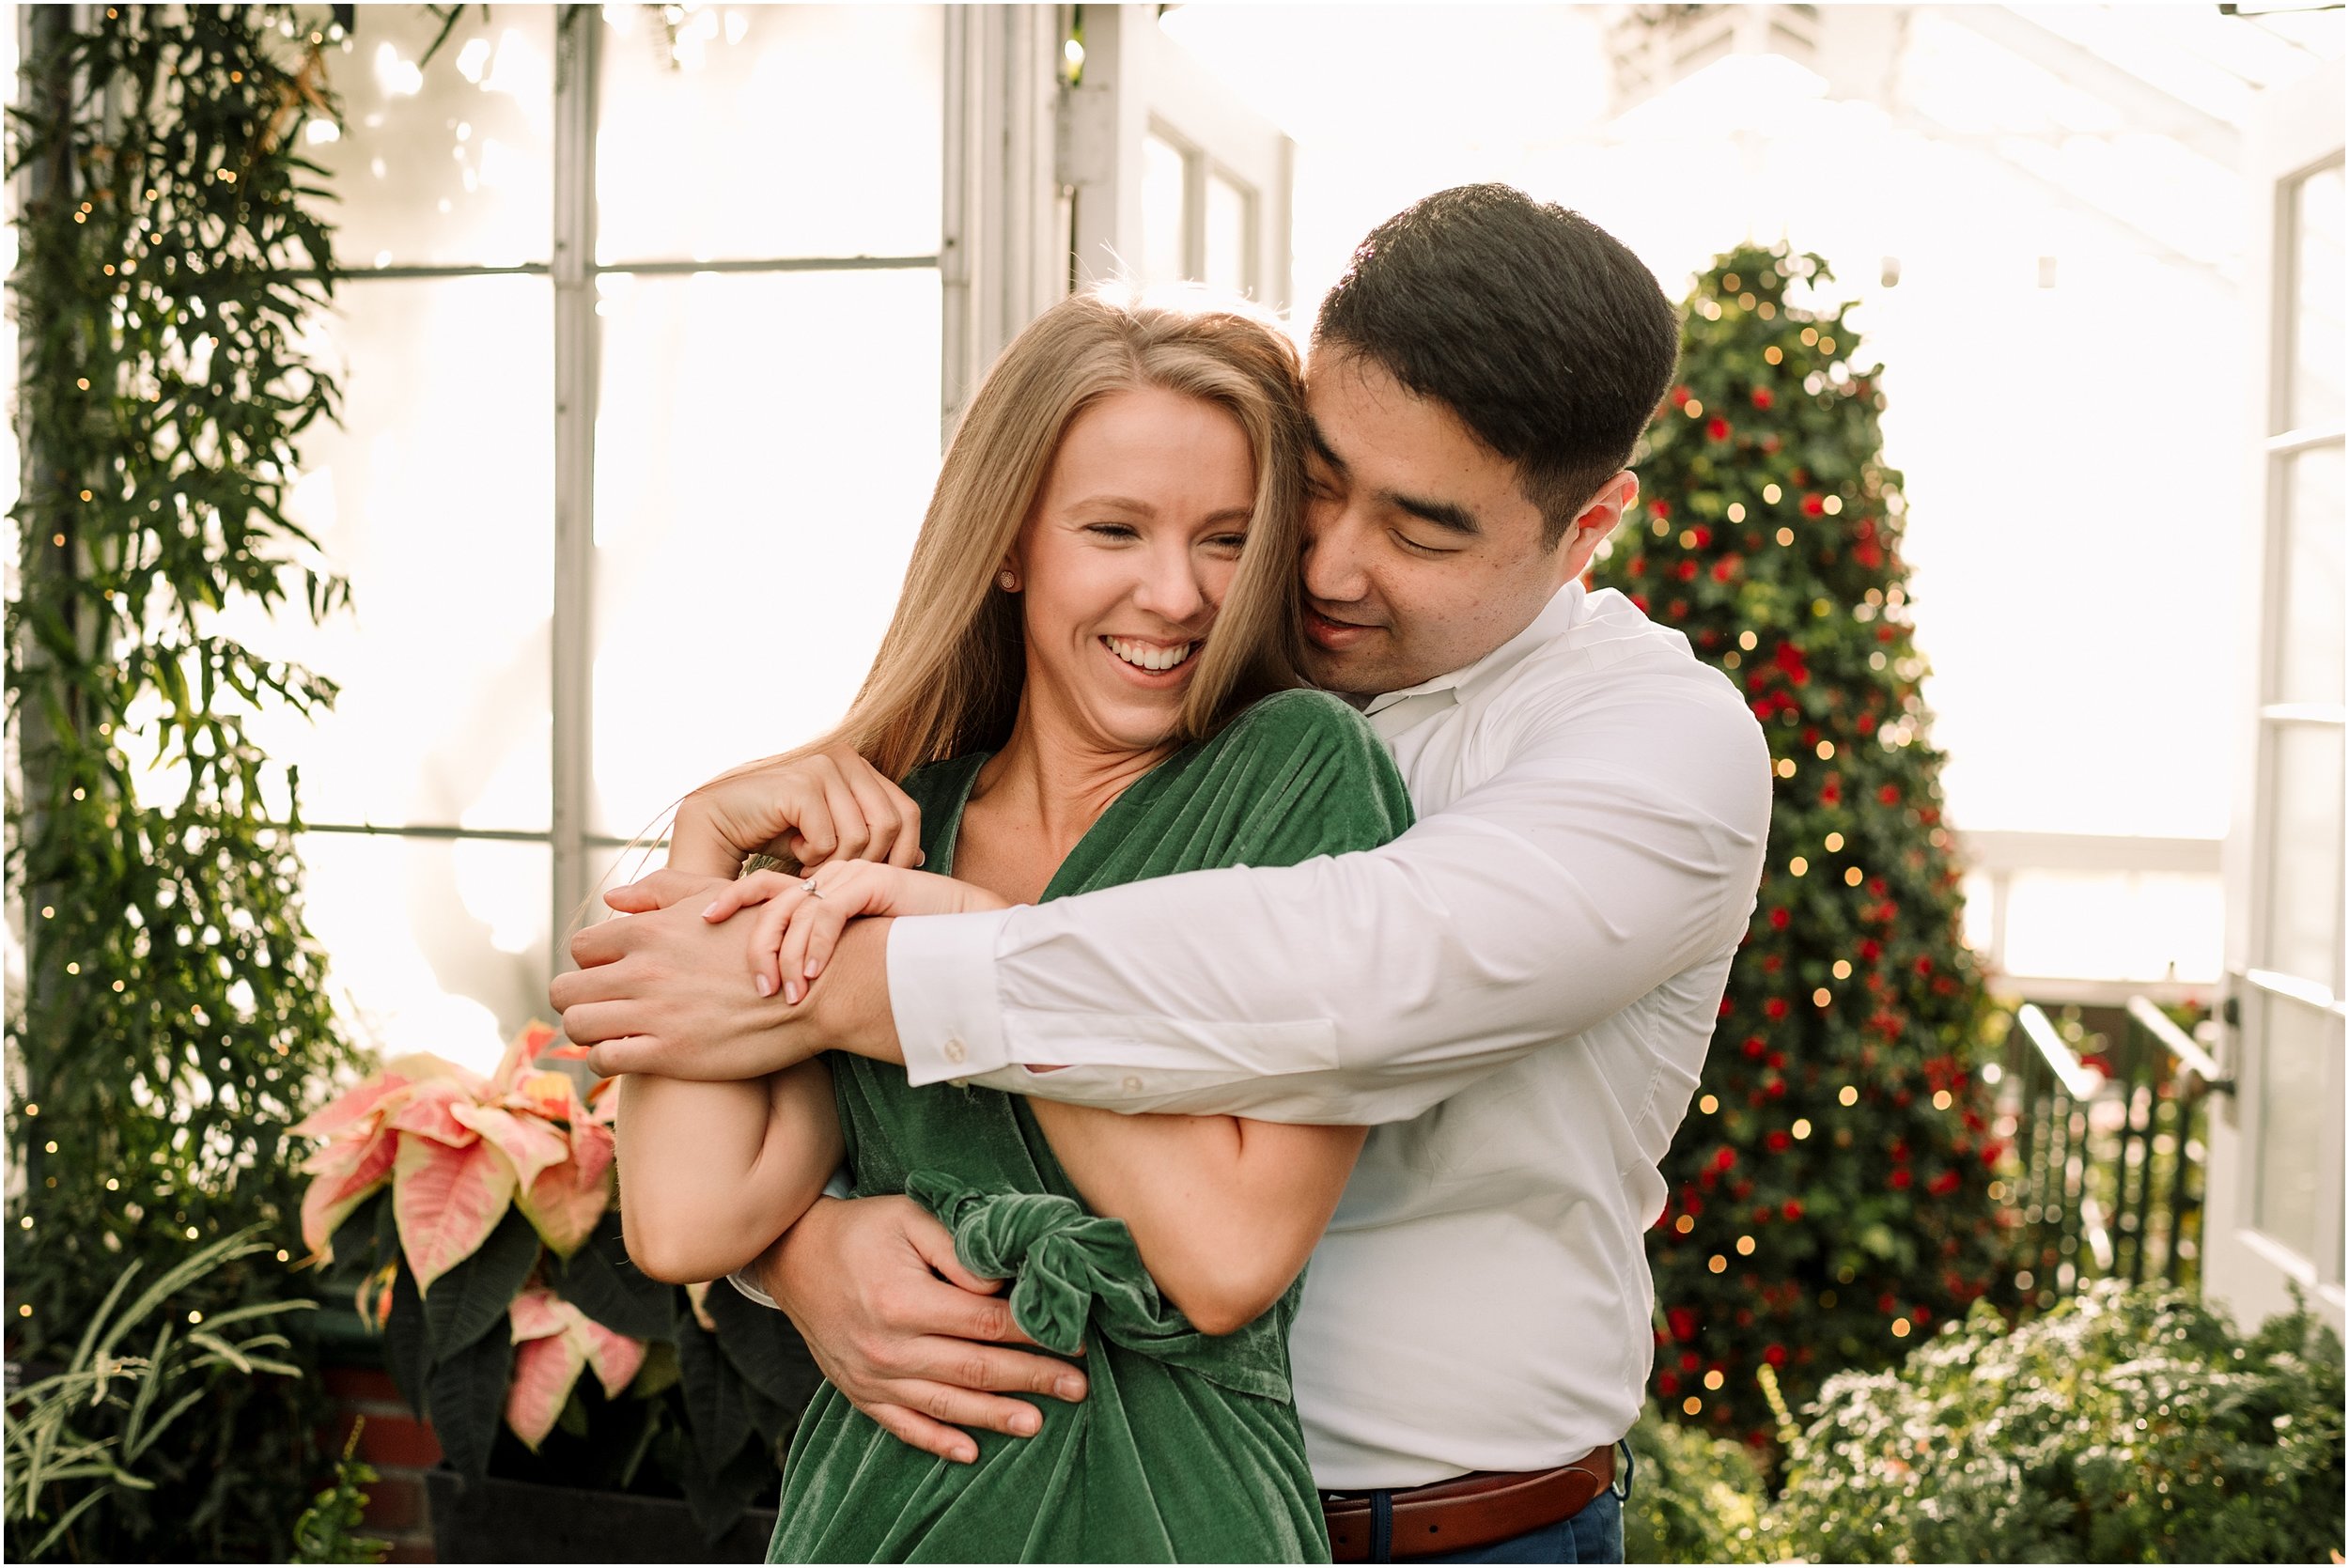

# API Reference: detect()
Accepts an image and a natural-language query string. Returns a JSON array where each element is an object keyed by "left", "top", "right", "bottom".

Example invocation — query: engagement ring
[{"left": 802, "top": 877, "right": 824, "bottom": 900}]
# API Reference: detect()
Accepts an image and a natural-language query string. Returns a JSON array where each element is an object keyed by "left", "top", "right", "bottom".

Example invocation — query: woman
[{"left": 614, "top": 289, "right": 1411, "bottom": 1563}]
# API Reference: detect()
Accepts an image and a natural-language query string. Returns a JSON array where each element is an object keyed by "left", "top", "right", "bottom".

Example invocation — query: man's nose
[{"left": 1302, "top": 507, "right": 1372, "bottom": 607}]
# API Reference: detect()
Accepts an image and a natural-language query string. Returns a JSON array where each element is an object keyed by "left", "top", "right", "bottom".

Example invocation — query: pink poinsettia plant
[
  {"left": 294, "top": 1020, "right": 818, "bottom": 1540},
  {"left": 295, "top": 1020, "right": 639, "bottom": 1447}
]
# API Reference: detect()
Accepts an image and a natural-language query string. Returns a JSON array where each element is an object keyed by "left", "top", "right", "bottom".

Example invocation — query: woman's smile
[{"left": 1101, "top": 635, "right": 1201, "bottom": 677}]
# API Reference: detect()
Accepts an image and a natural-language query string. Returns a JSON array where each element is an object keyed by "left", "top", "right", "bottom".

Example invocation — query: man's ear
[{"left": 1558, "top": 471, "right": 1639, "bottom": 583}]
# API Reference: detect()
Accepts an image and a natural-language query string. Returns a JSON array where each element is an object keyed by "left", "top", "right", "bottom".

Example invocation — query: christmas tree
[{"left": 1591, "top": 243, "right": 2016, "bottom": 1446}]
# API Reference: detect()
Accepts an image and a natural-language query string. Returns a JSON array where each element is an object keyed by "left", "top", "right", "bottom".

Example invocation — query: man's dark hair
[{"left": 1314, "top": 184, "right": 1680, "bottom": 551}]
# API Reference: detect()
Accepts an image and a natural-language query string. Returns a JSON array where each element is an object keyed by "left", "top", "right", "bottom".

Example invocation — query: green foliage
[
  {"left": 288, "top": 1421, "right": 392, "bottom": 1565},
  {"left": 1625, "top": 1405, "right": 1770, "bottom": 1564},
  {"left": 324, "top": 1197, "right": 821, "bottom": 1543},
  {"left": 1592, "top": 243, "right": 2016, "bottom": 1443},
  {"left": 4, "top": 1231, "right": 315, "bottom": 1562},
  {"left": 1767, "top": 1281, "right": 2346, "bottom": 1564},
  {"left": 5, "top": 7, "right": 361, "bottom": 1558}
]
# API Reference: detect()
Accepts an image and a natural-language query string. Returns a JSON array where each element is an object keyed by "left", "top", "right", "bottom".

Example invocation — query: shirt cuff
[
  {"left": 887, "top": 908, "right": 1015, "bottom": 1088},
  {"left": 725, "top": 1265, "right": 778, "bottom": 1311}
]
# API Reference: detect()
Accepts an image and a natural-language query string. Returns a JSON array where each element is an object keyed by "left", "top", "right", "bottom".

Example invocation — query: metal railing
[{"left": 1992, "top": 995, "right": 2229, "bottom": 1311}]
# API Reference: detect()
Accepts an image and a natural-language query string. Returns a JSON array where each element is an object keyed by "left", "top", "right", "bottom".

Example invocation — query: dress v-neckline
[{"left": 926, "top": 743, "right": 1190, "bottom": 905}]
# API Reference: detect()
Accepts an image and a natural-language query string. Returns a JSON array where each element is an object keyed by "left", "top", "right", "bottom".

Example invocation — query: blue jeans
[{"left": 1363, "top": 1440, "right": 1633, "bottom": 1564}]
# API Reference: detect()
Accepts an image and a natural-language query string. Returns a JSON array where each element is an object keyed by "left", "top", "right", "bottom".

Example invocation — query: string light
[
  {"left": 1704, "top": 1368, "right": 1727, "bottom": 1389},
  {"left": 65, "top": 962, "right": 80, "bottom": 975},
  {"left": 1683, "top": 1395, "right": 1703, "bottom": 1416},
  {"left": 1674, "top": 1215, "right": 1695, "bottom": 1234},
  {"left": 22, "top": 1104, "right": 36, "bottom": 1117},
  {"left": 1844, "top": 867, "right": 1864, "bottom": 886},
  {"left": 1735, "top": 1235, "right": 1755, "bottom": 1256},
  {"left": 1775, "top": 527, "right": 1794, "bottom": 546},
  {"left": 1762, "top": 483, "right": 1782, "bottom": 504},
  {"left": 1700, "top": 1094, "right": 1719, "bottom": 1114},
  {"left": 1812, "top": 987, "right": 1832, "bottom": 1007},
  {"left": 1832, "top": 960, "right": 1852, "bottom": 979},
  {"left": 1738, "top": 630, "right": 1758, "bottom": 651},
  {"left": 1708, "top": 1254, "right": 1728, "bottom": 1274},
  {"left": 1789, "top": 857, "right": 1809, "bottom": 877},
  {"left": 1839, "top": 1086, "right": 1859, "bottom": 1107},
  {"left": 1933, "top": 1090, "right": 1953, "bottom": 1110},
  {"left": 1816, "top": 740, "right": 1836, "bottom": 760},
  {"left": 1726, "top": 503, "right": 1746, "bottom": 523},
  {"left": 1793, "top": 1119, "right": 1812, "bottom": 1139},
  {"left": 43, "top": 1141, "right": 55, "bottom": 1154},
  {"left": 1775, "top": 758, "right": 1796, "bottom": 779},
  {"left": 1823, "top": 496, "right": 1843, "bottom": 516},
  {"left": 1891, "top": 1317, "right": 1911, "bottom": 1338},
  {"left": 1824, "top": 832, "right": 1844, "bottom": 851},
  {"left": 1679, "top": 529, "right": 1698, "bottom": 549}
]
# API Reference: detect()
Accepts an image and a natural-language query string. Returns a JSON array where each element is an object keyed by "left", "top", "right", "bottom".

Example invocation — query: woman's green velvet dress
[{"left": 767, "top": 689, "right": 1412, "bottom": 1564}]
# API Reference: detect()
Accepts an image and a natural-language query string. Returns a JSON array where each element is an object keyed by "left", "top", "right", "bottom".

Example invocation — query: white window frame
[{"left": 2205, "top": 60, "right": 2345, "bottom": 1338}]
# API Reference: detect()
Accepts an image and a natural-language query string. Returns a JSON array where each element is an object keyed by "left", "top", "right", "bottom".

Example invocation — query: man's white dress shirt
[{"left": 889, "top": 582, "right": 1772, "bottom": 1489}]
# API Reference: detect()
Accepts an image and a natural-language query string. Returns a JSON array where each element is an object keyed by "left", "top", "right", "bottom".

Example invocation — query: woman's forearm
[
  {"left": 1029, "top": 1102, "right": 1365, "bottom": 1335},
  {"left": 615, "top": 1060, "right": 844, "bottom": 1283}
]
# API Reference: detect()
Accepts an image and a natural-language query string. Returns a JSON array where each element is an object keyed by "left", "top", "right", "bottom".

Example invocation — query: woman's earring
[{"left": 998, "top": 571, "right": 1019, "bottom": 592}]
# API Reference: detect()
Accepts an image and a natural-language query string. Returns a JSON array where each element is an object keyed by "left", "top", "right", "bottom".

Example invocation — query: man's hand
[
  {"left": 558, "top": 870, "right": 902, "bottom": 1078},
  {"left": 750, "top": 1196, "right": 1088, "bottom": 1465},
  {"left": 670, "top": 741, "right": 925, "bottom": 879}
]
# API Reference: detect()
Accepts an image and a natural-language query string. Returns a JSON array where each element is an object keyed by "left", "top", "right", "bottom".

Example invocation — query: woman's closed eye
[{"left": 1083, "top": 521, "right": 1142, "bottom": 541}]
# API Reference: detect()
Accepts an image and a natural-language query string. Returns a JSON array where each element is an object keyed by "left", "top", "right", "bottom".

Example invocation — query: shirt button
[
  {"left": 1122, "top": 1075, "right": 1143, "bottom": 1094},
  {"left": 941, "top": 1037, "right": 968, "bottom": 1065}
]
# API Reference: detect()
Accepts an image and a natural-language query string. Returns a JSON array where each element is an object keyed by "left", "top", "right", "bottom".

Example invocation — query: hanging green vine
[{"left": 6, "top": 6, "right": 362, "bottom": 1559}]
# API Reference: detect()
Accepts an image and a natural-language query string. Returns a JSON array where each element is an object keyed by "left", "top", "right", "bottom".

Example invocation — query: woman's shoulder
[
  {"left": 1197, "top": 688, "right": 1411, "bottom": 830},
  {"left": 1215, "top": 687, "right": 1379, "bottom": 751}
]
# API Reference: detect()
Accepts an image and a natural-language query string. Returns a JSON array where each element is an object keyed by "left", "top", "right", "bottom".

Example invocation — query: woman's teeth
[{"left": 1105, "top": 637, "right": 1198, "bottom": 673}]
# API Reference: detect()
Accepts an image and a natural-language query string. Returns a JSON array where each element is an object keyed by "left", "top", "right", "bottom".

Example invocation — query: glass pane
[
  {"left": 2274, "top": 442, "right": 2343, "bottom": 706},
  {"left": 1992, "top": 871, "right": 2224, "bottom": 985},
  {"left": 596, "top": 5, "right": 943, "bottom": 265},
  {"left": 2289, "top": 162, "right": 2343, "bottom": 432},
  {"left": 300, "top": 832, "right": 552, "bottom": 1079},
  {"left": 1204, "top": 171, "right": 1252, "bottom": 297},
  {"left": 590, "top": 269, "right": 944, "bottom": 837},
  {"left": 2253, "top": 989, "right": 2340, "bottom": 1262},
  {"left": 2263, "top": 721, "right": 2345, "bottom": 993},
  {"left": 1143, "top": 133, "right": 1190, "bottom": 287},
  {"left": 315, "top": 7, "right": 555, "bottom": 270},
  {"left": 229, "top": 277, "right": 554, "bottom": 832}
]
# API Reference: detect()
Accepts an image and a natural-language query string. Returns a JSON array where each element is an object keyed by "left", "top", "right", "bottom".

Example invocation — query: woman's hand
[
  {"left": 702, "top": 862, "right": 1013, "bottom": 1002},
  {"left": 663, "top": 742, "right": 925, "bottom": 879}
]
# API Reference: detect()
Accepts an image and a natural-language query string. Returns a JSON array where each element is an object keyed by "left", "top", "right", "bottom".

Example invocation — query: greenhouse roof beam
[{"left": 1937, "top": 6, "right": 2241, "bottom": 171}]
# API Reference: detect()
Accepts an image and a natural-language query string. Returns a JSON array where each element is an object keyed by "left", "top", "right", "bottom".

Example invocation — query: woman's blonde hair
[{"left": 762, "top": 287, "right": 1310, "bottom": 789}]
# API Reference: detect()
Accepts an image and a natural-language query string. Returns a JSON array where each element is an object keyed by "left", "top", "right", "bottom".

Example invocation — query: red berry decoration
[{"left": 1589, "top": 241, "right": 2007, "bottom": 1442}]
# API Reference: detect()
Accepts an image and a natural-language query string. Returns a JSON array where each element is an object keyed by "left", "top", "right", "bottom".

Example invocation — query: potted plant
[{"left": 297, "top": 1024, "right": 817, "bottom": 1557}]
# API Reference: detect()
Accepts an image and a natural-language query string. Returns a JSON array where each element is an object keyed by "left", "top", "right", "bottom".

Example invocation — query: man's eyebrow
[
  {"left": 1381, "top": 489, "right": 1482, "bottom": 537},
  {"left": 1306, "top": 423, "right": 1348, "bottom": 475}
]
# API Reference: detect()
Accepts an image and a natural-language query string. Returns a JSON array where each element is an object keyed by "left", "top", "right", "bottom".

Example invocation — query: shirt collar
[{"left": 1361, "top": 580, "right": 1586, "bottom": 720}]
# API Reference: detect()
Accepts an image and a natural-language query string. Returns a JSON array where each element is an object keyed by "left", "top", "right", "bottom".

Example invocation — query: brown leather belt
[{"left": 1322, "top": 1445, "right": 1616, "bottom": 1562}]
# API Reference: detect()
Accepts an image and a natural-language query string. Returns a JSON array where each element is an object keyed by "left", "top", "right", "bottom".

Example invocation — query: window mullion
[{"left": 551, "top": 6, "right": 601, "bottom": 973}]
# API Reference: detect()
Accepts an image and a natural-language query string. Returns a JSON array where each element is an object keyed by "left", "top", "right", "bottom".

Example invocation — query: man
[{"left": 558, "top": 184, "right": 1771, "bottom": 1563}]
